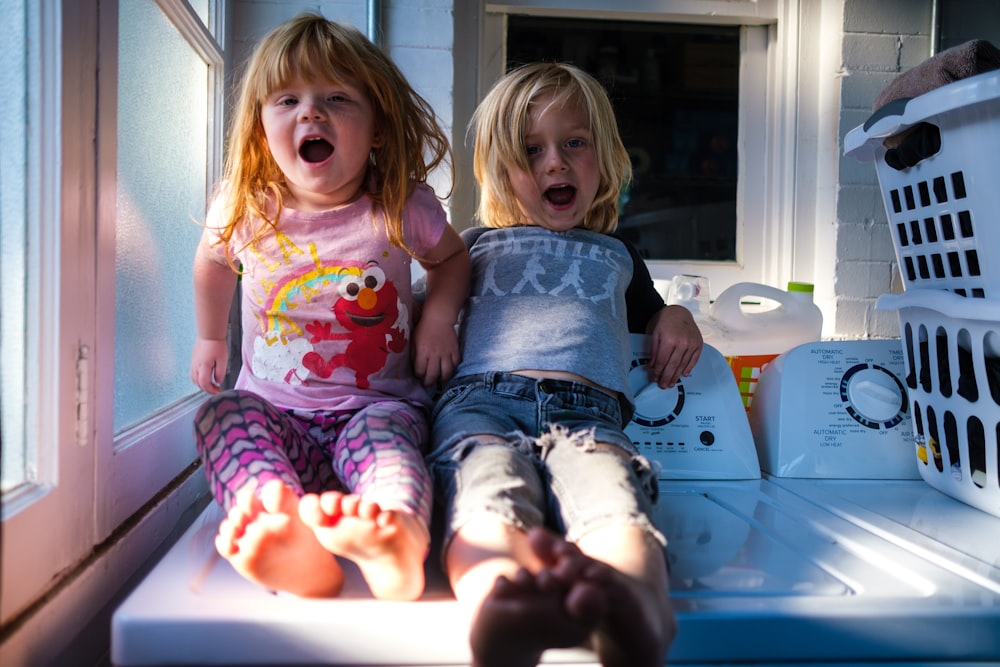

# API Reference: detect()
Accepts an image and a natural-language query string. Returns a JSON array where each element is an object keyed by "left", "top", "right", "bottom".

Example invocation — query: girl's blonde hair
[
  {"left": 217, "top": 13, "right": 451, "bottom": 256},
  {"left": 471, "top": 62, "right": 631, "bottom": 233}
]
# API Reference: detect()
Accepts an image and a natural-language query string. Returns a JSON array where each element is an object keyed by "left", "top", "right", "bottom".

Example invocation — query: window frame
[
  {"left": 0, "top": 0, "right": 95, "bottom": 626},
  {"left": 94, "top": 0, "right": 224, "bottom": 534},
  {"left": 480, "top": 0, "right": 811, "bottom": 298},
  {"left": 0, "top": 0, "right": 223, "bottom": 626}
]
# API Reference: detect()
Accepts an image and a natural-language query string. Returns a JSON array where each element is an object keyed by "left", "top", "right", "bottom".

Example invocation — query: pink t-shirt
[{"left": 207, "top": 184, "right": 446, "bottom": 412}]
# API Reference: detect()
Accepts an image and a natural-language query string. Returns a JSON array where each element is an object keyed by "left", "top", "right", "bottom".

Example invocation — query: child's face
[
  {"left": 507, "top": 92, "right": 600, "bottom": 232},
  {"left": 260, "top": 74, "right": 376, "bottom": 211}
]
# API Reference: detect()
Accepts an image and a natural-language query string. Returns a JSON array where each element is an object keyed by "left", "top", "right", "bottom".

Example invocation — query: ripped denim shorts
[{"left": 427, "top": 371, "right": 665, "bottom": 553}]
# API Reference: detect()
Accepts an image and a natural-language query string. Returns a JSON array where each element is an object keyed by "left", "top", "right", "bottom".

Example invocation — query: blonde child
[
  {"left": 189, "top": 14, "right": 469, "bottom": 601},
  {"left": 428, "top": 62, "right": 701, "bottom": 666}
]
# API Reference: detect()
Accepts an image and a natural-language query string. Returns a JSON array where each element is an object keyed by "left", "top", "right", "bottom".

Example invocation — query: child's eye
[
  {"left": 277, "top": 96, "right": 298, "bottom": 106},
  {"left": 327, "top": 94, "right": 348, "bottom": 104},
  {"left": 525, "top": 145, "right": 541, "bottom": 157},
  {"left": 566, "top": 138, "right": 585, "bottom": 149}
]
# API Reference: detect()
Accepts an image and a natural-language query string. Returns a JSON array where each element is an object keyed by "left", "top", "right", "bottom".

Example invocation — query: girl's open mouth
[{"left": 299, "top": 137, "right": 333, "bottom": 163}]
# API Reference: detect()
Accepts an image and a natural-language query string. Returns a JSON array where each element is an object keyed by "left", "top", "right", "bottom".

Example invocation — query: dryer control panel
[
  {"left": 749, "top": 339, "right": 919, "bottom": 479},
  {"left": 625, "top": 336, "right": 760, "bottom": 480}
]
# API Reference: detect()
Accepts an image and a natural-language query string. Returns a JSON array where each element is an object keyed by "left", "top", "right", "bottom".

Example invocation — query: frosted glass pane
[
  {"left": 1, "top": 0, "right": 29, "bottom": 492},
  {"left": 115, "top": 0, "right": 208, "bottom": 432},
  {"left": 189, "top": 0, "right": 210, "bottom": 33}
]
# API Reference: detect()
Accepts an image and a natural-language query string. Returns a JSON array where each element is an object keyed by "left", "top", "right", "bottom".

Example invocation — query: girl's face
[
  {"left": 260, "top": 74, "right": 376, "bottom": 211},
  {"left": 507, "top": 92, "right": 600, "bottom": 232}
]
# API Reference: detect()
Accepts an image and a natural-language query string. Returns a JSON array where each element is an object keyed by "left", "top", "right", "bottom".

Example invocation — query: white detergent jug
[{"left": 707, "top": 281, "right": 823, "bottom": 412}]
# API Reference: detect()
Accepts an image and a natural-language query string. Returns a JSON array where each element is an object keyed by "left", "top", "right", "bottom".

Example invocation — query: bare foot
[
  {"left": 298, "top": 491, "right": 428, "bottom": 601},
  {"left": 469, "top": 566, "right": 605, "bottom": 667},
  {"left": 528, "top": 527, "right": 675, "bottom": 667},
  {"left": 215, "top": 479, "right": 344, "bottom": 598}
]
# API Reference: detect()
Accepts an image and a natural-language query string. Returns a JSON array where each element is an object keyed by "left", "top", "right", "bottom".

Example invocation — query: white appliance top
[{"left": 112, "top": 476, "right": 1000, "bottom": 666}]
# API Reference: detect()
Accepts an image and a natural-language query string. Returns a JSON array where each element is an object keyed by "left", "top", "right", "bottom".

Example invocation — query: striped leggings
[{"left": 193, "top": 389, "right": 432, "bottom": 528}]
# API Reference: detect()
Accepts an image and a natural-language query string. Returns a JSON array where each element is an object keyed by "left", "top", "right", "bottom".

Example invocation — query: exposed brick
[
  {"left": 835, "top": 259, "right": 894, "bottom": 298},
  {"left": 843, "top": 33, "right": 906, "bottom": 72},
  {"left": 385, "top": 5, "right": 454, "bottom": 49},
  {"left": 837, "top": 184, "right": 888, "bottom": 223},
  {"left": 840, "top": 69, "right": 896, "bottom": 109},
  {"left": 844, "top": 0, "right": 931, "bottom": 36},
  {"left": 869, "top": 304, "right": 904, "bottom": 337},
  {"left": 834, "top": 297, "right": 872, "bottom": 333},
  {"left": 389, "top": 46, "right": 453, "bottom": 90},
  {"left": 839, "top": 149, "right": 882, "bottom": 186}
]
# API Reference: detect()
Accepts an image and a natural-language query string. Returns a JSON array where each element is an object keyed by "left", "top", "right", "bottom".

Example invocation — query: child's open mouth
[
  {"left": 299, "top": 137, "right": 334, "bottom": 163},
  {"left": 545, "top": 185, "right": 576, "bottom": 206}
]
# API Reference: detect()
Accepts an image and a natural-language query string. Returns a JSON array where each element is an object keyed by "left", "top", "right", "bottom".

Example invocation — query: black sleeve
[
  {"left": 460, "top": 225, "right": 489, "bottom": 249},
  {"left": 615, "top": 233, "right": 665, "bottom": 333}
]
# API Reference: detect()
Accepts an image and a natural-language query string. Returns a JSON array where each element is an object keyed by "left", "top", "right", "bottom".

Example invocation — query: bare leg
[
  {"left": 570, "top": 524, "right": 676, "bottom": 667},
  {"left": 298, "top": 491, "right": 428, "bottom": 600},
  {"left": 215, "top": 479, "right": 344, "bottom": 598}
]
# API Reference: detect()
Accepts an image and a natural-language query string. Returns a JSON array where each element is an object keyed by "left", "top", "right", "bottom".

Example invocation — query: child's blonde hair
[
  {"left": 471, "top": 62, "right": 631, "bottom": 233},
  {"left": 217, "top": 13, "right": 451, "bottom": 256}
]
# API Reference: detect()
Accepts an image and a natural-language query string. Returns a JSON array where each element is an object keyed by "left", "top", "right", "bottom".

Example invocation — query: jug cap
[{"left": 786, "top": 281, "right": 815, "bottom": 294}]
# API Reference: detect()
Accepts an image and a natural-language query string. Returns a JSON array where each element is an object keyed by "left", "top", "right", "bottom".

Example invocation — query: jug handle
[{"left": 710, "top": 282, "right": 791, "bottom": 325}]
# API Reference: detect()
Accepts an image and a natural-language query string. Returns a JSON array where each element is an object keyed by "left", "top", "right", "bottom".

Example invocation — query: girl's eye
[
  {"left": 278, "top": 97, "right": 297, "bottom": 106},
  {"left": 525, "top": 145, "right": 541, "bottom": 157},
  {"left": 566, "top": 138, "right": 584, "bottom": 149},
  {"left": 327, "top": 94, "right": 347, "bottom": 103}
]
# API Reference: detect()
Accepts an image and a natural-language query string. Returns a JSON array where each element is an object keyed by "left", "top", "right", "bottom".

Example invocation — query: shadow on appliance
[{"left": 111, "top": 339, "right": 1000, "bottom": 666}]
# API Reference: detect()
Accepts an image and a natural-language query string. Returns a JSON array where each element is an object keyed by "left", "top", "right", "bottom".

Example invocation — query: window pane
[
  {"left": 115, "top": 0, "right": 207, "bottom": 432},
  {"left": 506, "top": 17, "right": 740, "bottom": 261},
  {"left": 1, "top": 0, "right": 30, "bottom": 494},
  {"left": 938, "top": 0, "right": 1000, "bottom": 50},
  {"left": 188, "top": 0, "right": 210, "bottom": 30}
]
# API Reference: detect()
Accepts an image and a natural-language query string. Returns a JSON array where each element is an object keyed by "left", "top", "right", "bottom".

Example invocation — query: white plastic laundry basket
[
  {"left": 877, "top": 290, "right": 1000, "bottom": 517},
  {"left": 845, "top": 69, "right": 1000, "bottom": 298}
]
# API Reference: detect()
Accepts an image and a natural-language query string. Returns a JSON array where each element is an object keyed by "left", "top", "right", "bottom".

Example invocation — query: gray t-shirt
[{"left": 456, "top": 226, "right": 634, "bottom": 404}]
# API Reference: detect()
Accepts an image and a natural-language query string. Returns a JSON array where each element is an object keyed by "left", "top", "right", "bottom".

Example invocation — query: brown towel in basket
[
  {"left": 874, "top": 39, "right": 1000, "bottom": 111},
  {"left": 872, "top": 39, "right": 1000, "bottom": 161}
]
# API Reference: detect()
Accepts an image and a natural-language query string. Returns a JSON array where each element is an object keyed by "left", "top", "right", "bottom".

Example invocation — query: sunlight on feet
[
  {"left": 299, "top": 491, "right": 428, "bottom": 601},
  {"left": 214, "top": 479, "right": 344, "bottom": 598}
]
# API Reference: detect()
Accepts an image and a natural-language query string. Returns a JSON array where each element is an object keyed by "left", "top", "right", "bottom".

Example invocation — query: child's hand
[
  {"left": 190, "top": 337, "right": 229, "bottom": 394},
  {"left": 412, "top": 314, "right": 460, "bottom": 387},
  {"left": 646, "top": 305, "right": 703, "bottom": 388}
]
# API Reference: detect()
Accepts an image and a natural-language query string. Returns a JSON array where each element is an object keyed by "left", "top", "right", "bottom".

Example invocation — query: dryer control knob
[{"left": 846, "top": 367, "right": 904, "bottom": 423}]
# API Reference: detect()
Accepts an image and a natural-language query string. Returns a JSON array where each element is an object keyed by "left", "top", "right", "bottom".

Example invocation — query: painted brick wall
[{"left": 837, "top": 0, "right": 933, "bottom": 337}]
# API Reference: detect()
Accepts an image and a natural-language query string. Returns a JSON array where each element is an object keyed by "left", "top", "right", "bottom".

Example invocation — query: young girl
[
  {"left": 428, "top": 63, "right": 701, "bottom": 666},
  {"left": 189, "top": 14, "right": 469, "bottom": 601}
]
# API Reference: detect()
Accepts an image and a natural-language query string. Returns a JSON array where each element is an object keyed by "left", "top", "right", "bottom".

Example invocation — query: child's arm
[
  {"left": 190, "top": 229, "right": 238, "bottom": 394},
  {"left": 413, "top": 224, "right": 470, "bottom": 387},
  {"left": 615, "top": 234, "right": 703, "bottom": 388},
  {"left": 646, "top": 304, "right": 703, "bottom": 389}
]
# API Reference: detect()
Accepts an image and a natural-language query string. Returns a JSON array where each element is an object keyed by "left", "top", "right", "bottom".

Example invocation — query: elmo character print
[
  {"left": 247, "top": 238, "right": 410, "bottom": 391},
  {"left": 302, "top": 263, "right": 407, "bottom": 388}
]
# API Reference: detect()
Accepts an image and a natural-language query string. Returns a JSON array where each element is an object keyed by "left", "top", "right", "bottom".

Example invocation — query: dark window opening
[{"left": 506, "top": 16, "right": 740, "bottom": 261}]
